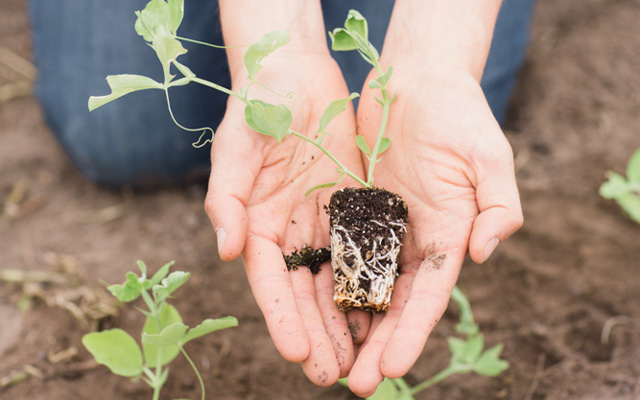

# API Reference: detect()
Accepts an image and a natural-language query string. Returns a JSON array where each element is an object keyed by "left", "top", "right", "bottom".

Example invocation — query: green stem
[
  {"left": 191, "top": 77, "right": 245, "bottom": 102},
  {"left": 410, "top": 366, "right": 459, "bottom": 395},
  {"left": 366, "top": 58, "right": 391, "bottom": 186},
  {"left": 181, "top": 348, "right": 206, "bottom": 400},
  {"left": 289, "top": 130, "right": 370, "bottom": 188},
  {"left": 176, "top": 35, "right": 230, "bottom": 49}
]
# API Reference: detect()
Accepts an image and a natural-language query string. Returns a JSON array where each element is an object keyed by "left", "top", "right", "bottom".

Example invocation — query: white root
[{"left": 330, "top": 220, "right": 406, "bottom": 312}]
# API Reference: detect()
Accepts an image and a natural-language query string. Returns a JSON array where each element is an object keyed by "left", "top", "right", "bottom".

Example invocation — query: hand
[
  {"left": 204, "top": 51, "right": 364, "bottom": 386},
  {"left": 346, "top": 63, "right": 523, "bottom": 396}
]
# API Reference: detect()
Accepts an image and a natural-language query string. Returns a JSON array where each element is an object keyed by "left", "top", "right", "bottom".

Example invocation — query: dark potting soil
[{"left": 284, "top": 244, "right": 331, "bottom": 274}]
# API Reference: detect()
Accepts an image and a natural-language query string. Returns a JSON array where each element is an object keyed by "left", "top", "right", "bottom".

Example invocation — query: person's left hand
[{"left": 345, "top": 62, "right": 524, "bottom": 397}]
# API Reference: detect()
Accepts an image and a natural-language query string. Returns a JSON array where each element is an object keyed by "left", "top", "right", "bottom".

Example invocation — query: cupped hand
[
  {"left": 204, "top": 52, "right": 364, "bottom": 385},
  {"left": 347, "top": 64, "right": 523, "bottom": 396}
]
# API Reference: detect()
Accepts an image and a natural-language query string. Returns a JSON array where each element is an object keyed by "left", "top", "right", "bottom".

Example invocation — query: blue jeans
[{"left": 29, "top": 0, "right": 536, "bottom": 188}]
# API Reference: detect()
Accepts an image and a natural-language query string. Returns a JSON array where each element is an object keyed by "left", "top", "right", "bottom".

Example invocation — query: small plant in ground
[
  {"left": 599, "top": 148, "right": 640, "bottom": 224},
  {"left": 89, "top": 0, "right": 406, "bottom": 313},
  {"left": 339, "top": 286, "right": 509, "bottom": 399},
  {"left": 82, "top": 260, "right": 237, "bottom": 400}
]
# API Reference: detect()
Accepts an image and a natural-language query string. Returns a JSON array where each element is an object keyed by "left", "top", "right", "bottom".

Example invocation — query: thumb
[
  {"left": 468, "top": 142, "right": 523, "bottom": 264},
  {"left": 204, "top": 112, "right": 262, "bottom": 261}
]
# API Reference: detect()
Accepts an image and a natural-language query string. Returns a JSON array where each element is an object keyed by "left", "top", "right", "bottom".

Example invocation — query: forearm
[
  {"left": 219, "top": 1, "right": 328, "bottom": 76},
  {"left": 384, "top": 0, "right": 503, "bottom": 80}
]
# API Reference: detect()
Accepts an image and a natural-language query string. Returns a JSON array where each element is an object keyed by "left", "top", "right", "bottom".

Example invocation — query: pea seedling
[
  {"left": 90, "top": 0, "right": 407, "bottom": 312},
  {"left": 600, "top": 148, "right": 640, "bottom": 224},
  {"left": 82, "top": 261, "right": 237, "bottom": 400},
  {"left": 339, "top": 286, "right": 509, "bottom": 399}
]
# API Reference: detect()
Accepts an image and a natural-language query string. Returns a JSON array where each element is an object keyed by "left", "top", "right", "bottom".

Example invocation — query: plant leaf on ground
[{"left": 600, "top": 148, "right": 640, "bottom": 224}]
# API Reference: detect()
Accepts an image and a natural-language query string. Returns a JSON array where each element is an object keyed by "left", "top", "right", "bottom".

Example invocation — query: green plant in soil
[
  {"left": 338, "top": 286, "right": 509, "bottom": 399},
  {"left": 81, "top": 260, "right": 238, "bottom": 400},
  {"left": 600, "top": 148, "right": 640, "bottom": 224},
  {"left": 89, "top": 0, "right": 407, "bottom": 313}
]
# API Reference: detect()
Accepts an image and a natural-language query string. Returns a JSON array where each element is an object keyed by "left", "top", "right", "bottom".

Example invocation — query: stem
[
  {"left": 289, "top": 130, "right": 370, "bottom": 188},
  {"left": 410, "top": 365, "right": 460, "bottom": 395},
  {"left": 181, "top": 348, "right": 206, "bottom": 400},
  {"left": 366, "top": 59, "right": 391, "bottom": 186},
  {"left": 176, "top": 35, "right": 235, "bottom": 49},
  {"left": 191, "top": 77, "right": 245, "bottom": 102}
]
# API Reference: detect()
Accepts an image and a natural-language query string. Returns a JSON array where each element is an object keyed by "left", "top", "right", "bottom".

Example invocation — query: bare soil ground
[{"left": 1, "top": 0, "right": 639, "bottom": 399}]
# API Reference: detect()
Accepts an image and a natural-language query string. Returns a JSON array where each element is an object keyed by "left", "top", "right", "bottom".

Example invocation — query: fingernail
[
  {"left": 216, "top": 227, "right": 226, "bottom": 252},
  {"left": 483, "top": 237, "right": 500, "bottom": 263}
]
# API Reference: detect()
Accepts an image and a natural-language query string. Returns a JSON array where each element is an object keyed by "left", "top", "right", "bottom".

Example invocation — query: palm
[
  {"left": 347, "top": 67, "right": 522, "bottom": 396},
  {"left": 205, "top": 54, "right": 364, "bottom": 385}
]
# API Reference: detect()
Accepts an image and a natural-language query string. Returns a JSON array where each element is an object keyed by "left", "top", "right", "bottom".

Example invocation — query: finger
[
  {"left": 243, "top": 234, "right": 309, "bottom": 362},
  {"left": 347, "top": 279, "right": 411, "bottom": 398},
  {"left": 346, "top": 310, "right": 371, "bottom": 345},
  {"left": 380, "top": 248, "right": 466, "bottom": 379},
  {"left": 204, "top": 111, "right": 262, "bottom": 261},
  {"left": 468, "top": 143, "right": 523, "bottom": 263},
  {"left": 289, "top": 267, "right": 341, "bottom": 386},
  {"left": 313, "top": 264, "right": 355, "bottom": 377}
]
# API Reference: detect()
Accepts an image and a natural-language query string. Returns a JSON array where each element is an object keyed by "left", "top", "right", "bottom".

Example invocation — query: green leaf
[
  {"left": 151, "top": 34, "right": 188, "bottom": 82},
  {"left": 244, "top": 101, "right": 292, "bottom": 142},
  {"left": 615, "top": 192, "right": 640, "bottom": 224},
  {"left": 318, "top": 93, "right": 359, "bottom": 134},
  {"left": 356, "top": 135, "right": 371, "bottom": 156},
  {"left": 474, "top": 344, "right": 509, "bottom": 376},
  {"left": 173, "top": 60, "right": 195, "bottom": 78},
  {"left": 367, "top": 377, "right": 400, "bottom": 400},
  {"left": 378, "top": 137, "right": 391, "bottom": 154},
  {"left": 369, "top": 66, "right": 394, "bottom": 90},
  {"left": 181, "top": 317, "right": 239, "bottom": 345},
  {"left": 599, "top": 172, "right": 629, "bottom": 199},
  {"left": 344, "top": 10, "right": 368, "bottom": 41},
  {"left": 449, "top": 334, "right": 484, "bottom": 367},
  {"left": 134, "top": 0, "right": 181, "bottom": 42},
  {"left": 153, "top": 271, "right": 190, "bottom": 300},
  {"left": 626, "top": 148, "right": 640, "bottom": 183},
  {"left": 329, "top": 28, "right": 358, "bottom": 51},
  {"left": 82, "top": 329, "right": 143, "bottom": 377},
  {"left": 143, "top": 322, "right": 189, "bottom": 346},
  {"left": 145, "top": 261, "right": 175, "bottom": 289},
  {"left": 107, "top": 271, "right": 144, "bottom": 302},
  {"left": 244, "top": 30, "right": 290, "bottom": 80},
  {"left": 136, "top": 260, "right": 148, "bottom": 277},
  {"left": 142, "top": 303, "right": 183, "bottom": 367},
  {"left": 447, "top": 336, "right": 467, "bottom": 356},
  {"left": 167, "top": 0, "right": 184, "bottom": 35},
  {"left": 88, "top": 74, "right": 163, "bottom": 111}
]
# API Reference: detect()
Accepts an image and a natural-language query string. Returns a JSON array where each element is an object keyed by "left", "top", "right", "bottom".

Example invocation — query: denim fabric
[{"left": 29, "top": 0, "right": 535, "bottom": 187}]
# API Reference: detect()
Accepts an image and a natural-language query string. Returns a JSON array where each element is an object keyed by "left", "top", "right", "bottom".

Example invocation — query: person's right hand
[{"left": 204, "top": 46, "right": 364, "bottom": 386}]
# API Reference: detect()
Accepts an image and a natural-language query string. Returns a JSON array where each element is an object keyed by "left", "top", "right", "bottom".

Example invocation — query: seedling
[
  {"left": 89, "top": 0, "right": 406, "bottom": 312},
  {"left": 339, "top": 286, "right": 509, "bottom": 399},
  {"left": 81, "top": 261, "right": 238, "bottom": 400},
  {"left": 600, "top": 148, "right": 640, "bottom": 224}
]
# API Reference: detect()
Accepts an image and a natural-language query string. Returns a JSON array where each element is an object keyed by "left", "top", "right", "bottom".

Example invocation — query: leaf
[
  {"left": 134, "top": 0, "right": 181, "bottom": 42},
  {"left": 244, "top": 101, "right": 292, "bottom": 142},
  {"left": 173, "top": 60, "right": 195, "bottom": 78},
  {"left": 153, "top": 271, "right": 190, "bottom": 300},
  {"left": 151, "top": 34, "right": 188, "bottom": 82},
  {"left": 244, "top": 30, "right": 290, "bottom": 80},
  {"left": 329, "top": 28, "right": 358, "bottom": 51},
  {"left": 367, "top": 377, "right": 400, "bottom": 400},
  {"left": 599, "top": 172, "right": 629, "bottom": 199},
  {"left": 143, "top": 322, "right": 189, "bottom": 346},
  {"left": 448, "top": 334, "right": 484, "bottom": 367},
  {"left": 615, "top": 192, "right": 640, "bottom": 224},
  {"left": 626, "top": 148, "right": 640, "bottom": 183},
  {"left": 474, "top": 344, "right": 509, "bottom": 376},
  {"left": 378, "top": 137, "right": 391, "bottom": 154},
  {"left": 356, "top": 135, "right": 371, "bottom": 156},
  {"left": 145, "top": 261, "right": 175, "bottom": 289},
  {"left": 142, "top": 303, "right": 183, "bottom": 367},
  {"left": 107, "top": 271, "right": 144, "bottom": 302},
  {"left": 88, "top": 74, "right": 163, "bottom": 111},
  {"left": 181, "top": 317, "right": 239, "bottom": 345},
  {"left": 318, "top": 93, "right": 359, "bottom": 134},
  {"left": 345, "top": 9, "right": 368, "bottom": 41},
  {"left": 369, "top": 66, "right": 394, "bottom": 90},
  {"left": 82, "top": 329, "right": 143, "bottom": 377},
  {"left": 136, "top": 260, "right": 148, "bottom": 278}
]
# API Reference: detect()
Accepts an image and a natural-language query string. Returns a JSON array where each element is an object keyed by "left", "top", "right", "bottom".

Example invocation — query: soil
[
  {"left": 1, "top": 0, "right": 640, "bottom": 399},
  {"left": 328, "top": 187, "right": 407, "bottom": 313}
]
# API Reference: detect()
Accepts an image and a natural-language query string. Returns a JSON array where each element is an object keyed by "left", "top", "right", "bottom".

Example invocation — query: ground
[{"left": 1, "top": 0, "right": 639, "bottom": 399}]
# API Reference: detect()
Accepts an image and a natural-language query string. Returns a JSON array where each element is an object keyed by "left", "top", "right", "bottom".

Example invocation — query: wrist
[
  {"left": 219, "top": 0, "right": 329, "bottom": 78},
  {"left": 383, "top": 0, "right": 502, "bottom": 81}
]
